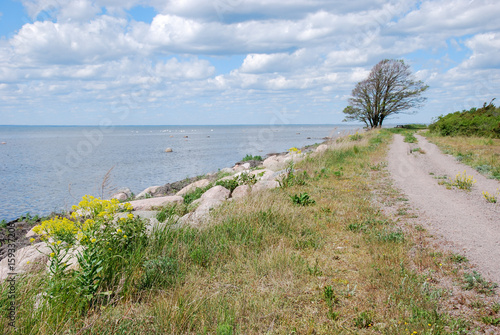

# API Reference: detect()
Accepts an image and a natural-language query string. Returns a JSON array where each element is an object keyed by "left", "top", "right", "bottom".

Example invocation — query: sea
[{"left": 0, "top": 124, "right": 360, "bottom": 221}]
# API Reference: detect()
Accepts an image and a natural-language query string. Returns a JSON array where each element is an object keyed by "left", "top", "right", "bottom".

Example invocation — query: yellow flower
[
  {"left": 91, "top": 238, "right": 97, "bottom": 243},
  {"left": 26, "top": 261, "right": 30, "bottom": 264},
  {"left": 57, "top": 240, "right": 62, "bottom": 245},
  {"left": 29, "top": 238, "right": 35, "bottom": 243},
  {"left": 123, "top": 235, "right": 127, "bottom": 239},
  {"left": 50, "top": 252, "right": 55, "bottom": 258},
  {"left": 117, "top": 229, "right": 122, "bottom": 233},
  {"left": 127, "top": 213, "right": 134, "bottom": 220}
]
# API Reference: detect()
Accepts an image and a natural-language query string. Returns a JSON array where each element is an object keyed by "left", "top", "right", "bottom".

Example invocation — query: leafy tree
[{"left": 343, "top": 59, "right": 428, "bottom": 128}]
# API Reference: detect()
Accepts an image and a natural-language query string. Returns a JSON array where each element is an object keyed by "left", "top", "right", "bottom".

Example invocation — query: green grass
[{"left": 242, "top": 154, "right": 263, "bottom": 162}]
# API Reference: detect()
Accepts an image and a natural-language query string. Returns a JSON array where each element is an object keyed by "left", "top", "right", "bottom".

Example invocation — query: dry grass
[
  {"left": 425, "top": 133, "right": 500, "bottom": 180},
  {"left": 2, "top": 130, "right": 499, "bottom": 334}
]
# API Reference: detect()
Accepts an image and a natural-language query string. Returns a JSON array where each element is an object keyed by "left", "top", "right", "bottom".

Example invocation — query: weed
[
  {"left": 411, "top": 147, "right": 426, "bottom": 154},
  {"left": 492, "top": 302, "right": 500, "bottom": 313},
  {"left": 353, "top": 311, "right": 374, "bottom": 328},
  {"left": 404, "top": 132, "right": 418, "bottom": 143},
  {"left": 349, "top": 132, "right": 363, "bottom": 141},
  {"left": 215, "top": 178, "right": 239, "bottom": 192},
  {"left": 450, "top": 253, "right": 468, "bottom": 264},
  {"left": 290, "top": 192, "right": 315, "bottom": 206},
  {"left": 481, "top": 316, "right": 500, "bottom": 326},
  {"left": 482, "top": 191, "right": 498, "bottom": 203},
  {"left": 453, "top": 170, "right": 476, "bottom": 190},
  {"left": 0, "top": 220, "right": 6, "bottom": 228},
  {"left": 307, "top": 259, "right": 322, "bottom": 276},
  {"left": 463, "top": 271, "right": 498, "bottom": 295},
  {"left": 287, "top": 147, "right": 302, "bottom": 154},
  {"left": 242, "top": 154, "right": 262, "bottom": 161}
]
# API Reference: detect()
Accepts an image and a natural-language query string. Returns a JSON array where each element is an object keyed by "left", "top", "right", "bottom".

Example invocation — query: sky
[{"left": 0, "top": 0, "right": 499, "bottom": 126}]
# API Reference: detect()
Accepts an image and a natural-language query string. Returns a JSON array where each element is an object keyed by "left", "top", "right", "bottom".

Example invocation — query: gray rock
[
  {"left": 112, "top": 192, "right": 129, "bottom": 201},
  {"left": 127, "top": 196, "right": 183, "bottom": 211},
  {"left": 136, "top": 186, "right": 162, "bottom": 199},
  {"left": 219, "top": 167, "right": 234, "bottom": 174},
  {"left": 165, "top": 148, "right": 173, "bottom": 152},
  {"left": 252, "top": 180, "right": 280, "bottom": 193},
  {"left": 176, "top": 179, "right": 211, "bottom": 196},
  {"left": 231, "top": 185, "right": 250, "bottom": 199},
  {"left": 0, "top": 243, "right": 51, "bottom": 281}
]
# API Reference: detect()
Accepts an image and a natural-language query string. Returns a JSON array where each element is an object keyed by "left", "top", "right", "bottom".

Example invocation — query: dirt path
[{"left": 388, "top": 134, "right": 500, "bottom": 283}]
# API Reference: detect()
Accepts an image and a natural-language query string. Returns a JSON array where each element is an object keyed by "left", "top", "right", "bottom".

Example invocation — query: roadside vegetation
[
  {"left": 1, "top": 130, "right": 499, "bottom": 334},
  {"left": 426, "top": 102, "right": 500, "bottom": 179}
]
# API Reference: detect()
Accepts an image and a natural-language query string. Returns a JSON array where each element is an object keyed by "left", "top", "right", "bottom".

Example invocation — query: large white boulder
[
  {"left": 252, "top": 180, "right": 280, "bottom": 193},
  {"left": 136, "top": 186, "right": 161, "bottom": 199},
  {"left": 127, "top": 196, "right": 183, "bottom": 211},
  {"left": 263, "top": 155, "right": 283, "bottom": 171},
  {"left": 231, "top": 185, "right": 251, "bottom": 199},
  {"left": 176, "top": 179, "right": 211, "bottom": 196},
  {"left": 180, "top": 186, "right": 230, "bottom": 226},
  {"left": 0, "top": 243, "right": 51, "bottom": 281}
]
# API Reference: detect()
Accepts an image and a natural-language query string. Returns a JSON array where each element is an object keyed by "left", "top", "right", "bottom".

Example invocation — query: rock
[
  {"left": 25, "top": 227, "right": 37, "bottom": 238},
  {"left": 315, "top": 144, "right": 328, "bottom": 153},
  {"left": 0, "top": 243, "right": 51, "bottom": 281},
  {"left": 233, "top": 163, "right": 251, "bottom": 172},
  {"left": 1, "top": 142, "right": 6, "bottom": 145},
  {"left": 184, "top": 135, "right": 188, "bottom": 138},
  {"left": 263, "top": 155, "right": 289, "bottom": 171},
  {"left": 219, "top": 167, "right": 233, "bottom": 174},
  {"left": 176, "top": 179, "right": 211, "bottom": 196},
  {"left": 200, "top": 185, "right": 230, "bottom": 202},
  {"left": 136, "top": 186, "right": 161, "bottom": 199},
  {"left": 115, "top": 211, "right": 162, "bottom": 232},
  {"left": 165, "top": 148, "right": 173, "bottom": 153},
  {"left": 111, "top": 192, "right": 128, "bottom": 201},
  {"left": 250, "top": 168, "right": 275, "bottom": 181},
  {"left": 180, "top": 186, "right": 230, "bottom": 226},
  {"left": 231, "top": 185, "right": 250, "bottom": 199},
  {"left": 127, "top": 196, "right": 183, "bottom": 211},
  {"left": 252, "top": 180, "right": 280, "bottom": 193}
]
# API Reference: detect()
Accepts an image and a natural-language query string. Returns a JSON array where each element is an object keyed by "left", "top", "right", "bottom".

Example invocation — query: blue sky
[{"left": 0, "top": 0, "right": 499, "bottom": 125}]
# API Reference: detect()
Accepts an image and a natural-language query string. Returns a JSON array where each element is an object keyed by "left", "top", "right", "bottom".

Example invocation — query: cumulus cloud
[{"left": 1, "top": 0, "right": 499, "bottom": 125}]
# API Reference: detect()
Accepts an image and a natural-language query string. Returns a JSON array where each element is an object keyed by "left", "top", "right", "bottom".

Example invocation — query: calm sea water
[{"left": 0, "top": 124, "right": 358, "bottom": 221}]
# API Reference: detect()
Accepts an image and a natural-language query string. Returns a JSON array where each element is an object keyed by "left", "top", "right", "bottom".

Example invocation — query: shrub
[
  {"left": 242, "top": 154, "right": 263, "bottom": 161},
  {"left": 429, "top": 100, "right": 500, "bottom": 138},
  {"left": 290, "top": 192, "right": 315, "bottom": 206}
]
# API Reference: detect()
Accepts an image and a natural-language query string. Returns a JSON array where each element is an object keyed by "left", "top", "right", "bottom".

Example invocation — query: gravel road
[{"left": 388, "top": 134, "right": 500, "bottom": 283}]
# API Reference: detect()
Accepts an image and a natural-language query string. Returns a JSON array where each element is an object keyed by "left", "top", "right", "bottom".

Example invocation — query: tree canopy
[{"left": 342, "top": 59, "right": 428, "bottom": 128}]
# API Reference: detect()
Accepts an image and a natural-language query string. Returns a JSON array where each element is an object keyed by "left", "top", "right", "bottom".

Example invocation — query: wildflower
[
  {"left": 123, "top": 235, "right": 127, "bottom": 239},
  {"left": 26, "top": 261, "right": 30, "bottom": 264},
  {"left": 91, "top": 238, "right": 96, "bottom": 243},
  {"left": 57, "top": 240, "right": 62, "bottom": 245},
  {"left": 117, "top": 229, "right": 122, "bottom": 233},
  {"left": 127, "top": 213, "right": 134, "bottom": 220},
  {"left": 50, "top": 252, "right": 55, "bottom": 258},
  {"left": 29, "top": 238, "right": 35, "bottom": 243}
]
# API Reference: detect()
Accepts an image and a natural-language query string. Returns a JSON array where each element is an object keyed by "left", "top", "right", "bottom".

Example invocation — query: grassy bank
[
  {"left": 2, "top": 131, "right": 499, "bottom": 334},
  {"left": 424, "top": 133, "right": 500, "bottom": 180}
]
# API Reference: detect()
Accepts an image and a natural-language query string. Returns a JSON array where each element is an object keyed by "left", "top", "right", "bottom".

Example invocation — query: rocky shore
[{"left": 0, "top": 141, "right": 332, "bottom": 280}]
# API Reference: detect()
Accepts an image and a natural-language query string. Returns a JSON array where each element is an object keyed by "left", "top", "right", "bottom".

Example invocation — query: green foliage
[
  {"left": 184, "top": 184, "right": 213, "bottom": 204},
  {"left": 481, "top": 316, "right": 500, "bottom": 326},
  {"left": 215, "top": 178, "right": 240, "bottom": 192},
  {"left": 349, "top": 132, "right": 363, "bottom": 141},
  {"left": 290, "top": 192, "right": 315, "bottom": 206},
  {"left": 463, "top": 271, "right": 498, "bottom": 295},
  {"left": 242, "top": 154, "right": 263, "bottom": 161},
  {"left": 404, "top": 132, "right": 418, "bottom": 143},
  {"left": 353, "top": 311, "right": 374, "bottom": 328},
  {"left": 429, "top": 100, "right": 500, "bottom": 138},
  {"left": 453, "top": 170, "right": 476, "bottom": 191}
]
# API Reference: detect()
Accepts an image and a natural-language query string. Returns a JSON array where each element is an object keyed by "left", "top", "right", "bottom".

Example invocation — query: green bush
[
  {"left": 429, "top": 100, "right": 500, "bottom": 138},
  {"left": 242, "top": 154, "right": 263, "bottom": 161}
]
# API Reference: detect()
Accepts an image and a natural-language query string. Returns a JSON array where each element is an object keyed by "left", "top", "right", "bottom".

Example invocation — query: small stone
[{"left": 165, "top": 148, "right": 173, "bottom": 152}]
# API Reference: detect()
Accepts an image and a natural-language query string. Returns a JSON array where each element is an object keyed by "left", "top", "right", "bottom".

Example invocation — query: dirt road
[{"left": 388, "top": 134, "right": 500, "bottom": 283}]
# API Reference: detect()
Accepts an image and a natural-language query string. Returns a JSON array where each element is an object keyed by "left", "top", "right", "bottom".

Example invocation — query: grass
[
  {"left": 2, "top": 130, "right": 498, "bottom": 334},
  {"left": 242, "top": 154, "right": 263, "bottom": 162},
  {"left": 425, "top": 132, "right": 500, "bottom": 180}
]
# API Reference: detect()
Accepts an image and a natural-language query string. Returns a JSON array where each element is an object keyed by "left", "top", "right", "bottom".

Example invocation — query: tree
[{"left": 342, "top": 59, "right": 428, "bottom": 128}]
